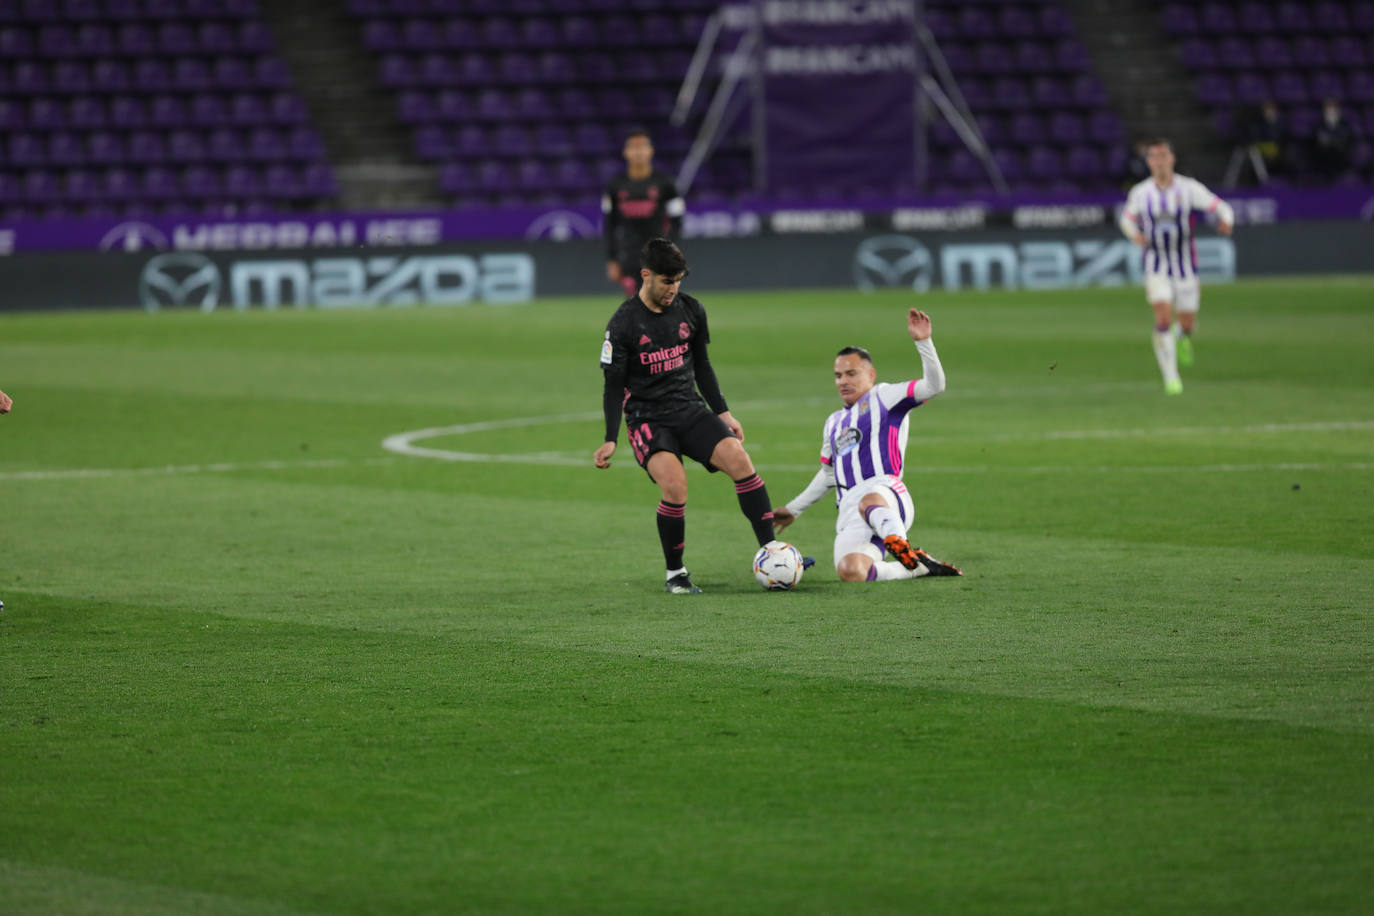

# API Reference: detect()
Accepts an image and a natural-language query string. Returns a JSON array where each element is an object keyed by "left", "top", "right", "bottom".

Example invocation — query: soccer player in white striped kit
[
  {"left": 772, "top": 308, "right": 962, "bottom": 582},
  {"left": 1119, "top": 138, "right": 1234, "bottom": 395}
]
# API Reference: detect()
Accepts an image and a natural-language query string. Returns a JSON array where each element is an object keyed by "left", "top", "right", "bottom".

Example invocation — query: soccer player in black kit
[
  {"left": 602, "top": 129, "right": 684, "bottom": 299},
  {"left": 594, "top": 239, "right": 784, "bottom": 594}
]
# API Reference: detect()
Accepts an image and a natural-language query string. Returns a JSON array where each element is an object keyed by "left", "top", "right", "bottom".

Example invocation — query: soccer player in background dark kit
[
  {"left": 594, "top": 239, "right": 780, "bottom": 594},
  {"left": 602, "top": 129, "right": 684, "bottom": 300}
]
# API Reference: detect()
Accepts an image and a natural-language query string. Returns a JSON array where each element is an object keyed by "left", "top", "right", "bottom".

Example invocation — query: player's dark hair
[
  {"left": 1144, "top": 136, "right": 1172, "bottom": 150},
  {"left": 625, "top": 127, "right": 651, "bottom": 144},
  {"left": 641, "top": 238, "right": 688, "bottom": 277},
  {"left": 837, "top": 346, "right": 873, "bottom": 365}
]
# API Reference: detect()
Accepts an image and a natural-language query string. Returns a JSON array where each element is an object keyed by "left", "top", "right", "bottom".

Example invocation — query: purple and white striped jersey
[
  {"left": 1120, "top": 175, "right": 1234, "bottom": 279},
  {"left": 819, "top": 379, "right": 926, "bottom": 498}
]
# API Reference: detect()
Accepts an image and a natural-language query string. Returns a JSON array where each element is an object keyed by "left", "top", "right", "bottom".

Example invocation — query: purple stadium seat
[
  {"left": 254, "top": 57, "right": 292, "bottom": 89},
  {"left": 207, "top": 126, "right": 244, "bottom": 161},
  {"left": 975, "top": 41, "right": 1015, "bottom": 74},
  {"left": 538, "top": 51, "right": 577, "bottom": 83},
  {"left": 135, "top": 58, "right": 171, "bottom": 91},
  {"left": 1314, "top": 2, "right": 1349, "bottom": 32},
  {"left": 1071, "top": 74, "right": 1108, "bottom": 108},
  {"left": 989, "top": 77, "right": 1030, "bottom": 110},
  {"left": 128, "top": 131, "right": 168, "bottom": 163},
  {"left": 439, "top": 162, "right": 475, "bottom": 194},
  {"left": 483, "top": 17, "right": 520, "bottom": 49},
  {"left": 379, "top": 55, "right": 416, "bottom": 87},
  {"left": 92, "top": 58, "right": 131, "bottom": 91},
  {"left": 1088, "top": 110, "right": 1124, "bottom": 143},
  {"left": 1330, "top": 36, "right": 1369, "bottom": 68},
  {"left": 24, "top": 170, "right": 64, "bottom": 204},
  {"left": 1272, "top": 71, "right": 1309, "bottom": 104},
  {"left": 48, "top": 131, "right": 86, "bottom": 165},
  {"left": 88, "top": 131, "right": 126, "bottom": 165},
  {"left": 555, "top": 86, "right": 596, "bottom": 118},
  {"left": 0, "top": 27, "right": 34, "bottom": 56},
  {"left": 1276, "top": 3, "right": 1313, "bottom": 32},
  {"left": 1293, "top": 35, "right": 1330, "bottom": 68},
  {"left": 1039, "top": 6, "right": 1075, "bottom": 38},
  {"left": 175, "top": 58, "right": 214, "bottom": 90},
  {"left": 455, "top": 124, "right": 488, "bottom": 155},
  {"left": 1310, "top": 70, "right": 1346, "bottom": 102},
  {"left": 1009, "top": 112, "right": 1043, "bottom": 145},
  {"left": 1013, "top": 40, "right": 1054, "bottom": 73},
  {"left": 231, "top": 92, "right": 269, "bottom": 125},
  {"left": 1055, "top": 39, "right": 1089, "bottom": 72},
  {"left": 158, "top": 22, "right": 197, "bottom": 54},
  {"left": 1162, "top": 4, "right": 1199, "bottom": 34},
  {"left": 493, "top": 123, "right": 532, "bottom": 156},
  {"left": 1218, "top": 36, "right": 1257, "bottom": 70},
  {"left": 183, "top": 164, "right": 222, "bottom": 198},
  {"left": 477, "top": 160, "right": 514, "bottom": 192},
  {"left": 401, "top": 18, "right": 443, "bottom": 51},
  {"left": 477, "top": 88, "right": 511, "bottom": 119},
  {"left": 1236, "top": 2, "right": 1277, "bottom": 33},
  {"left": 269, "top": 93, "right": 307, "bottom": 124},
  {"left": 1031, "top": 76, "right": 1068, "bottom": 107},
  {"left": 1049, "top": 111, "right": 1086, "bottom": 144},
  {"left": 38, "top": 25, "right": 76, "bottom": 58},
  {"left": 414, "top": 124, "right": 449, "bottom": 159},
  {"left": 433, "top": 89, "right": 470, "bottom": 120},
  {"left": 109, "top": 95, "right": 148, "bottom": 127},
  {"left": 534, "top": 123, "right": 573, "bottom": 155},
  {"left": 191, "top": 93, "right": 228, "bottom": 125},
  {"left": 169, "top": 129, "right": 208, "bottom": 162},
  {"left": 117, "top": 23, "right": 155, "bottom": 55},
  {"left": 574, "top": 121, "right": 611, "bottom": 154},
  {"left": 54, "top": 60, "right": 91, "bottom": 92},
  {"left": 103, "top": 168, "right": 140, "bottom": 201},
  {"left": 515, "top": 159, "right": 551, "bottom": 191},
  {"left": 14, "top": 61, "right": 50, "bottom": 94},
  {"left": 1066, "top": 145, "right": 1105, "bottom": 178},
  {"left": 247, "top": 127, "right": 284, "bottom": 161},
  {"left": 70, "top": 96, "right": 106, "bottom": 129},
  {"left": 423, "top": 53, "right": 460, "bottom": 85},
  {"left": 224, "top": 164, "right": 262, "bottom": 196},
  {"left": 1349, "top": 70, "right": 1374, "bottom": 103},
  {"left": 442, "top": 18, "right": 480, "bottom": 50},
  {"left": 1200, "top": 3, "right": 1238, "bottom": 34},
  {"left": 554, "top": 158, "right": 592, "bottom": 191},
  {"left": 397, "top": 90, "right": 436, "bottom": 122},
  {"left": 515, "top": 87, "right": 552, "bottom": 119},
  {"left": 148, "top": 96, "right": 188, "bottom": 127},
  {"left": 363, "top": 20, "right": 400, "bottom": 51},
  {"left": 199, "top": 21, "right": 237, "bottom": 53},
  {"left": 8, "top": 132, "right": 45, "bottom": 167},
  {"left": 237, "top": 21, "right": 272, "bottom": 53},
  {"left": 0, "top": 100, "right": 25, "bottom": 130},
  {"left": 29, "top": 97, "right": 66, "bottom": 128},
  {"left": 992, "top": 148, "right": 1024, "bottom": 182},
  {"left": 499, "top": 52, "right": 537, "bottom": 84},
  {"left": 959, "top": 6, "right": 996, "bottom": 39},
  {"left": 1179, "top": 38, "right": 1215, "bottom": 71},
  {"left": 265, "top": 163, "right": 303, "bottom": 198},
  {"left": 521, "top": 18, "right": 558, "bottom": 47},
  {"left": 1234, "top": 72, "right": 1271, "bottom": 104},
  {"left": 1354, "top": 2, "right": 1374, "bottom": 30},
  {"left": 1027, "top": 146, "right": 1064, "bottom": 179},
  {"left": 1253, "top": 36, "right": 1293, "bottom": 69},
  {"left": 1196, "top": 72, "right": 1234, "bottom": 106}
]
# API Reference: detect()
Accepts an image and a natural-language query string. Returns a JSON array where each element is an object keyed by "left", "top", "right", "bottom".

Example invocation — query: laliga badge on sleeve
[{"left": 600, "top": 334, "right": 613, "bottom": 366}]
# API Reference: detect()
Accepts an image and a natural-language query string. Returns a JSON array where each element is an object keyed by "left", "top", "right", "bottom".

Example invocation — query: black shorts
[{"left": 626, "top": 404, "right": 734, "bottom": 476}]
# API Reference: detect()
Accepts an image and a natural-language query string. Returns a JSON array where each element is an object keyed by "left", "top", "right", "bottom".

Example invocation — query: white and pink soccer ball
[{"left": 753, "top": 540, "right": 804, "bottom": 591}]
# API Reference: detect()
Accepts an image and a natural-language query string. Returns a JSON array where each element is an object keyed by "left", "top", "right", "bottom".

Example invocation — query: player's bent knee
[
  {"left": 712, "top": 437, "right": 753, "bottom": 476},
  {"left": 836, "top": 555, "right": 871, "bottom": 582}
]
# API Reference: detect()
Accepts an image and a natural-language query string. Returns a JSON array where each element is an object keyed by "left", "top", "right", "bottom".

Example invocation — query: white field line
[
  {"left": 5, "top": 415, "right": 1372, "bottom": 483},
  {"left": 0, "top": 457, "right": 394, "bottom": 482}
]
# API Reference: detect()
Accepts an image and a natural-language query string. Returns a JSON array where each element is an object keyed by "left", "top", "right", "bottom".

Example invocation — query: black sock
[
  {"left": 733, "top": 474, "right": 775, "bottom": 547},
  {"left": 656, "top": 501, "right": 686, "bottom": 571}
]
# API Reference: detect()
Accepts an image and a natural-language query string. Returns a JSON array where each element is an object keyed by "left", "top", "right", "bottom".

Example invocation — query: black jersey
[
  {"left": 601, "top": 170, "right": 684, "bottom": 266},
  {"left": 599, "top": 292, "right": 728, "bottom": 441}
]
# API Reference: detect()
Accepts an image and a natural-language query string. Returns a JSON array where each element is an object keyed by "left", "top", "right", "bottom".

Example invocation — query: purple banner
[
  {"left": 0, "top": 186, "right": 1370, "bottom": 255},
  {"left": 759, "top": 0, "right": 918, "bottom": 194}
]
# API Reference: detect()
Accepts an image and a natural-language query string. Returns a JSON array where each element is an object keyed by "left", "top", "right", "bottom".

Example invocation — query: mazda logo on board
[
  {"left": 139, "top": 253, "right": 222, "bottom": 311},
  {"left": 853, "top": 234, "right": 934, "bottom": 292}
]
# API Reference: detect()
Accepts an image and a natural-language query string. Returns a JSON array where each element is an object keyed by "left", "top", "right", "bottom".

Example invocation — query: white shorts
[
  {"left": 833, "top": 475, "right": 915, "bottom": 568},
  {"left": 1144, "top": 273, "right": 1200, "bottom": 313}
]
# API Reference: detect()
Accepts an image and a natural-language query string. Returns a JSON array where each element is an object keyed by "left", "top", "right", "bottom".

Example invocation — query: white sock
[
  {"left": 863, "top": 504, "right": 904, "bottom": 541},
  {"left": 873, "top": 560, "right": 927, "bottom": 580},
  {"left": 1152, "top": 329, "right": 1179, "bottom": 383},
  {"left": 666, "top": 567, "right": 686, "bottom": 581}
]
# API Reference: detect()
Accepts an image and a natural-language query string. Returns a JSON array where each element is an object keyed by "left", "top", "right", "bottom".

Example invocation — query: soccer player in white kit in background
[
  {"left": 1119, "top": 138, "right": 1234, "bottom": 395},
  {"left": 772, "top": 308, "right": 962, "bottom": 583}
]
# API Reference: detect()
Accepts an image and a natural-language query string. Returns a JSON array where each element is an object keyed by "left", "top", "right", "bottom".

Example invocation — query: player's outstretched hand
[
  {"left": 772, "top": 506, "right": 796, "bottom": 532},
  {"left": 593, "top": 441, "right": 616, "bottom": 468},
  {"left": 0, "top": 388, "right": 11, "bottom": 414},
  {"left": 908, "top": 309, "right": 933, "bottom": 341}
]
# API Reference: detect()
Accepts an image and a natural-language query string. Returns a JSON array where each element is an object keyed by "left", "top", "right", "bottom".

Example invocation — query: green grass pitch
[{"left": 1, "top": 278, "right": 1372, "bottom": 915}]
